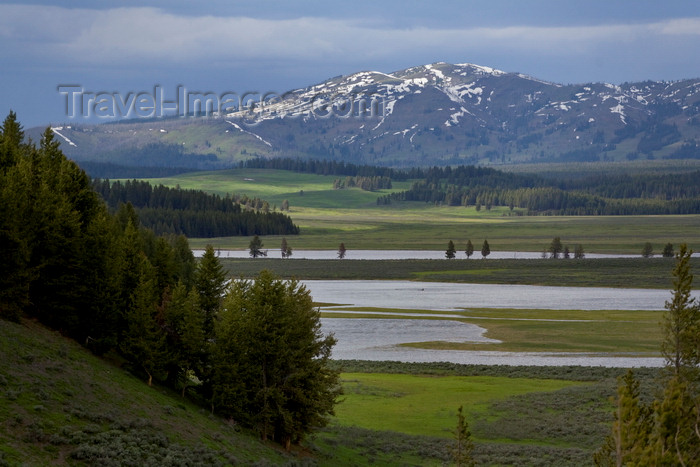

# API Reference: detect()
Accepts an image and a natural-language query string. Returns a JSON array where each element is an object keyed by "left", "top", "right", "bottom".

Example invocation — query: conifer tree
[
  {"left": 595, "top": 370, "right": 652, "bottom": 465},
  {"left": 194, "top": 244, "right": 227, "bottom": 338},
  {"left": 162, "top": 282, "right": 205, "bottom": 396},
  {"left": 662, "top": 244, "right": 700, "bottom": 379},
  {"left": 452, "top": 405, "right": 476, "bottom": 467},
  {"left": 549, "top": 237, "right": 563, "bottom": 259},
  {"left": 170, "top": 234, "right": 196, "bottom": 289},
  {"left": 337, "top": 242, "right": 347, "bottom": 259},
  {"left": 481, "top": 240, "right": 490, "bottom": 258},
  {"left": 211, "top": 271, "right": 341, "bottom": 448},
  {"left": 662, "top": 243, "right": 675, "bottom": 258},
  {"left": 465, "top": 239, "right": 474, "bottom": 259},
  {"left": 0, "top": 110, "right": 24, "bottom": 171},
  {"left": 597, "top": 244, "right": 700, "bottom": 466},
  {"left": 249, "top": 235, "right": 266, "bottom": 258},
  {"left": 281, "top": 237, "right": 293, "bottom": 258},
  {"left": 120, "top": 257, "right": 167, "bottom": 387},
  {"left": 445, "top": 240, "right": 456, "bottom": 259}
]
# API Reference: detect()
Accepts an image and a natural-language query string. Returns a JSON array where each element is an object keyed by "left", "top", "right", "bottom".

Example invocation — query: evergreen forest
[
  {"left": 93, "top": 179, "right": 299, "bottom": 237},
  {"left": 0, "top": 112, "right": 338, "bottom": 449}
]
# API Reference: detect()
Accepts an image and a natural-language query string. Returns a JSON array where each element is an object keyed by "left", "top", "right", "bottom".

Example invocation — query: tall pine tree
[{"left": 194, "top": 245, "right": 227, "bottom": 338}]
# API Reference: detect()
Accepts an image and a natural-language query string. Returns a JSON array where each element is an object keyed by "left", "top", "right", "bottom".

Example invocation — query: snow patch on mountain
[
  {"left": 51, "top": 127, "right": 77, "bottom": 147},
  {"left": 226, "top": 121, "right": 273, "bottom": 147},
  {"left": 455, "top": 63, "right": 506, "bottom": 76},
  {"left": 445, "top": 107, "right": 473, "bottom": 126}
]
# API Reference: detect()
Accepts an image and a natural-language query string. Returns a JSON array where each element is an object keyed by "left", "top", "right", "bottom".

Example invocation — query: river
[
  {"left": 300, "top": 280, "right": 694, "bottom": 367},
  {"left": 194, "top": 249, "right": 640, "bottom": 260}
]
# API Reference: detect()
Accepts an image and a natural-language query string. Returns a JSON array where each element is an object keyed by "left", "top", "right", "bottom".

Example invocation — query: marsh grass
[
  {"left": 220, "top": 257, "right": 696, "bottom": 289},
  {"left": 319, "top": 306, "right": 663, "bottom": 354}
]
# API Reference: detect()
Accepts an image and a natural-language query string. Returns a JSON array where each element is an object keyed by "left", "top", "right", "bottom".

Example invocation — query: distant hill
[{"left": 30, "top": 62, "right": 700, "bottom": 171}]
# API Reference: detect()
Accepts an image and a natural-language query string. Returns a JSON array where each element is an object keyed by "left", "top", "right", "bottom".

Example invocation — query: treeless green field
[{"left": 335, "top": 373, "right": 584, "bottom": 438}]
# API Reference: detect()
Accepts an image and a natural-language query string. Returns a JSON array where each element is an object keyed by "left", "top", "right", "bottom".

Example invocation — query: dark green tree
[
  {"left": 465, "top": 240, "right": 474, "bottom": 259},
  {"left": 574, "top": 244, "right": 585, "bottom": 259},
  {"left": 662, "top": 244, "right": 699, "bottom": 379},
  {"left": 211, "top": 271, "right": 341, "bottom": 448},
  {"left": 170, "top": 234, "right": 196, "bottom": 289},
  {"left": 646, "top": 375, "right": 700, "bottom": 465},
  {"left": 481, "top": 240, "right": 490, "bottom": 259},
  {"left": 549, "top": 236, "right": 563, "bottom": 259},
  {"left": 597, "top": 244, "right": 700, "bottom": 466},
  {"left": 194, "top": 245, "right": 227, "bottom": 338},
  {"left": 445, "top": 240, "right": 456, "bottom": 259},
  {"left": 162, "top": 282, "right": 205, "bottom": 396},
  {"left": 249, "top": 235, "right": 266, "bottom": 258},
  {"left": 120, "top": 257, "right": 167, "bottom": 387},
  {"left": 642, "top": 242, "right": 654, "bottom": 258},
  {"left": 151, "top": 236, "right": 177, "bottom": 293},
  {"left": 595, "top": 370, "right": 651, "bottom": 466},
  {"left": 662, "top": 243, "right": 674, "bottom": 258},
  {"left": 0, "top": 149, "right": 29, "bottom": 320},
  {"left": 0, "top": 110, "right": 24, "bottom": 171},
  {"left": 280, "top": 237, "right": 293, "bottom": 258},
  {"left": 338, "top": 242, "right": 347, "bottom": 259}
]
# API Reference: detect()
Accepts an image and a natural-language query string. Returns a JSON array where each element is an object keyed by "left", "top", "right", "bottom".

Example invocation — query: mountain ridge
[{"left": 29, "top": 61, "right": 700, "bottom": 170}]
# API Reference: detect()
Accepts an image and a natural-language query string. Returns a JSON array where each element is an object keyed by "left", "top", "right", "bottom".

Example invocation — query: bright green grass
[
  {"left": 335, "top": 373, "right": 584, "bottom": 438},
  {"left": 189, "top": 210, "right": 700, "bottom": 253},
  {"left": 422, "top": 311, "right": 662, "bottom": 354},
  {"left": 140, "top": 168, "right": 412, "bottom": 210}
]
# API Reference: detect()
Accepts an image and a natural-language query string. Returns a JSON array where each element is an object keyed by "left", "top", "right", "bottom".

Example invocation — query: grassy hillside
[
  {"left": 140, "top": 168, "right": 412, "bottom": 209},
  {"left": 0, "top": 318, "right": 295, "bottom": 466}
]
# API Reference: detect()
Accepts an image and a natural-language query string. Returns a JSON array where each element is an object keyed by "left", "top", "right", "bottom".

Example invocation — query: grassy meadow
[
  {"left": 138, "top": 168, "right": 700, "bottom": 253},
  {"left": 335, "top": 372, "right": 583, "bottom": 437}
]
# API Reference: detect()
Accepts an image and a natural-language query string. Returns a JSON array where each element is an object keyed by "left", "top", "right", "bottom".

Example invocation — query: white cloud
[
  {"left": 655, "top": 18, "right": 700, "bottom": 36},
  {"left": 1, "top": 4, "right": 699, "bottom": 77}
]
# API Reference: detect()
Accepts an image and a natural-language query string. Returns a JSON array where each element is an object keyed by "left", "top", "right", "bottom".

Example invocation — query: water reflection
[{"left": 304, "top": 280, "right": 679, "bottom": 311}]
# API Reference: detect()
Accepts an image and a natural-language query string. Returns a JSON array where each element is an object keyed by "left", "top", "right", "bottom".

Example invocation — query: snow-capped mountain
[{"left": 38, "top": 62, "right": 700, "bottom": 169}]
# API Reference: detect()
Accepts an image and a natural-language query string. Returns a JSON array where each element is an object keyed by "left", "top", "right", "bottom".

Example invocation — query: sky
[{"left": 2, "top": 0, "right": 700, "bottom": 128}]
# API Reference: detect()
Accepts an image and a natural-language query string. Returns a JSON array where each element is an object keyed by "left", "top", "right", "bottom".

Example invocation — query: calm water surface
[
  {"left": 195, "top": 249, "right": 637, "bottom": 260},
  {"left": 303, "top": 280, "right": 678, "bottom": 311},
  {"left": 306, "top": 280, "right": 689, "bottom": 367}
]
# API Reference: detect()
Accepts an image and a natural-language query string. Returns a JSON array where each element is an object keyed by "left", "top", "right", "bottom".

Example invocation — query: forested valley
[
  {"left": 376, "top": 165, "right": 700, "bottom": 215},
  {"left": 240, "top": 156, "right": 700, "bottom": 214}
]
